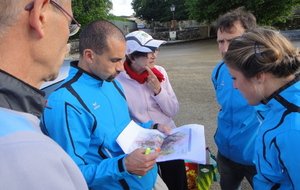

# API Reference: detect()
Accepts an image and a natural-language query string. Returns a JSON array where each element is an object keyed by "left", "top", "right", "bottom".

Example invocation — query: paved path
[{"left": 157, "top": 39, "right": 224, "bottom": 190}]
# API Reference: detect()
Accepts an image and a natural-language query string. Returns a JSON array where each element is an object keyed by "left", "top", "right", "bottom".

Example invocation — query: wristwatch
[{"left": 153, "top": 123, "right": 159, "bottom": 129}]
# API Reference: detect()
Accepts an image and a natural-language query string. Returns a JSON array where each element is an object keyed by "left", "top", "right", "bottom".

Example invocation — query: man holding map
[{"left": 41, "top": 20, "right": 171, "bottom": 190}]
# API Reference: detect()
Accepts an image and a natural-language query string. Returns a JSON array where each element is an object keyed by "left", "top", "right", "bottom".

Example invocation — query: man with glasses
[{"left": 0, "top": 0, "right": 87, "bottom": 189}]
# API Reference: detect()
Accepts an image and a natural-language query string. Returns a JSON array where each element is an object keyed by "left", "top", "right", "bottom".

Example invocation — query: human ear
[
  {"left": 256, "top": 73, "right": 266, "bottom": 84},
  {"left": 84, "top": 49, "right": 94, "bottom": 64},
  {"left": 28, "top": 0, "right": 50, "bottom": 38}
]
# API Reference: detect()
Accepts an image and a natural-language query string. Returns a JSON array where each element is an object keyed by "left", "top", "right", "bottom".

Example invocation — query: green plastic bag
[{"left": 185, "top": 147, "right": 218, "bottom": 190}]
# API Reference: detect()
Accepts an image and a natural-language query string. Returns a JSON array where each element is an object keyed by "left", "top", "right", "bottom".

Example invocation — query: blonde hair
[{"left": 224, "top": 28, "right": 300, "bottom": 79}]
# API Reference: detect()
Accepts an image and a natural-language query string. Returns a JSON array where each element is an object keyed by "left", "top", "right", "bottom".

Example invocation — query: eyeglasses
[{"left": 25, "top": 0, "right": 81, "bottom": 36}]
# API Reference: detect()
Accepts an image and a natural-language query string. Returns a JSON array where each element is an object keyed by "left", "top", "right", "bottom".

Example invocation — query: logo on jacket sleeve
[{"left": 92, "top": 102, "right": 100, "bottom": 110}]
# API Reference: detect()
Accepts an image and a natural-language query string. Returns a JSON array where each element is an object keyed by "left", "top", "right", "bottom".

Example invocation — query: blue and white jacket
[
  {"left": 0, "top": 70, "right": 88, "bottom": 190},
  {"left": 254, "top": 74, "right": 300, "bottom": 190},
  {"left": 212, "top": 61, "right": 267, "bottom": 165},
  {"left": 41, "top": 62, "right": 156, "bottom": 190}
]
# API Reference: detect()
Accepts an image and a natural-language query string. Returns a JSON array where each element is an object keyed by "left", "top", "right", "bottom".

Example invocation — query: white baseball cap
[{"left": 125, "top": 31, "right": 166, "bottom": 55}]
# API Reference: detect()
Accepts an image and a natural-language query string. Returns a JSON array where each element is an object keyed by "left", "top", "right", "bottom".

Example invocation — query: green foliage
[
  {"left": 185, "top": 0, "right": 300, "bottom": 27},
  {"left": 107, "top": 14, "right": 135, "bottom": 22},
  {"left": 132, "top": 0, "right": 189, "bottom": 22},
  {"left": 72, "top": 0, "right": 112, "bottom": 24},
  {"left": 71, "top": 0, "right": 113, "bottom": 38}
]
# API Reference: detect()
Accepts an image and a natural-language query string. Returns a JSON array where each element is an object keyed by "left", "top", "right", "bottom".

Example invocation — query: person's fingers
[
  {"left": 145, "top": 66, "right": 155, "bottom": 77},
  {"left": 124, "top": 149, "right": 158, "bottom": 176}
]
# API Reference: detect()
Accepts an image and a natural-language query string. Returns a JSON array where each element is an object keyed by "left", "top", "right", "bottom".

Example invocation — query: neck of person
[
  {"left": 264, "top": 73, "right": 296, "bottom": 98},
  {"left": 130, "top": 63, "right": 146, "bottom": 75}
]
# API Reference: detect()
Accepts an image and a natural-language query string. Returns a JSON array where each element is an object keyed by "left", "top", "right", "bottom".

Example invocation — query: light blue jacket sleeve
[{"left": 42, "top": 99, "right": 132, "bottom": 186}]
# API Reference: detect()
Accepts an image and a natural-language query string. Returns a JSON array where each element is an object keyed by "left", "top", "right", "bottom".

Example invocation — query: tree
[
  {"left": 132, "top": 0, "right": 189, "bottom": 22},
  {"left": 185, "top": 0, "right": 300, "bottom": 27},
  {"left": 72, "top": 0, "right": 113, "bottom": 28}
]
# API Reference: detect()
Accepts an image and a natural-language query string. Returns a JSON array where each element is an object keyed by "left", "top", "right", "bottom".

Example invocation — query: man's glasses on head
[{"left": 25, "top": 0, "right": 81, "bottom": 36}]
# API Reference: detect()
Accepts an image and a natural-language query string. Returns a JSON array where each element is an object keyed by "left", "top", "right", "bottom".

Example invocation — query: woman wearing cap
[
  {"left": 116, "top": 31, "right": 187, "bottom": 190},
  {"left": 224, "top": 28, "right": 300, "bottom": 189}
]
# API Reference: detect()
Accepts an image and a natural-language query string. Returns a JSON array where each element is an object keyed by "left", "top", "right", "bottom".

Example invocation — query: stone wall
[
  {"left": 150, "top": 25, "right": 214, "bottom": 41},
  {"left": 148, "top": 19, "right": 201, "bottom": 29},
  {"left": 67, "top": 21, "right": 215, "bottom": 55},
  {"left": 67, "top": 40, "right": 79, "bottom": 55}
]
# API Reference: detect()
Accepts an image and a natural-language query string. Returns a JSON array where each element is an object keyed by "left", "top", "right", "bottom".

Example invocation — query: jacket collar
[
  {"left": 262, "top": 74, "right": 300, "bottom": 105},
  {"left": 70, "top": 61, "right": 104, "bottom": 81},
  {"left": 0, "top": 70, "right": 46, "bottom": 118}
]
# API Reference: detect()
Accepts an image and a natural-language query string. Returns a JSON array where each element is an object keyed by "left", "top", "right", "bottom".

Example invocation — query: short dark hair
[
  {"left": 125, "top": 51, "right": 148, "bottom": 65},
  {"left": 215, "top": 7, "right": 257, "bottom": 34},
  {"left": 79, "top": 20, "right": 125, "bottom": 56}
]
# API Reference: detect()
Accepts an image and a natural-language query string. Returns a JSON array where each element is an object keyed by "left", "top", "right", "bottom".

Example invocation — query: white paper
[{"left": 116, "top": 120, "right": 206, "bottom": 164}]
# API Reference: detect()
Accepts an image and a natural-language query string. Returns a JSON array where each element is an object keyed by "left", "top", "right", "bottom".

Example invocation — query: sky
[{"left": 110, "top": 0, "right": 134, "bottom": 16}]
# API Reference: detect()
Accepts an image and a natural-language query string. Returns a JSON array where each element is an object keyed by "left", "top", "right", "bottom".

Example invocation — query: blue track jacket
[
  {"left": 254, "top": 75, "right": 300, "bottom": 189},
  {"left": 41, "top": 62, "right": 156, "bottom": 190},
  {"left": 212, "top": 61, "right": 267, "bottom": 165},
  {"left": 0, "top": 70, "right": 87, "bottom": 190}
]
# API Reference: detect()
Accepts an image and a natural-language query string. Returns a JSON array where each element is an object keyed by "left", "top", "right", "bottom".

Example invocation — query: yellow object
[
  {"left": 185, "top": 148, "right": 218, "bottom": 190},
  {"left": 138, "top": 148, "right": 151, "bottom": 178},
  {"left": 145, "top": 147, "right": 151, "bottom": 155}
]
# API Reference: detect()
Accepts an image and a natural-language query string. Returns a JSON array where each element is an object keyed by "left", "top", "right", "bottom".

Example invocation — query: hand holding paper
[
  {"left": 117, "top": 120, "right": 206, "bottom": 164},
  {"left": 124, "top": 148, "right": 158, "bottom": 177},
  {"left": 138, "top": 148, "right": 151, "bottom": 178}
]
